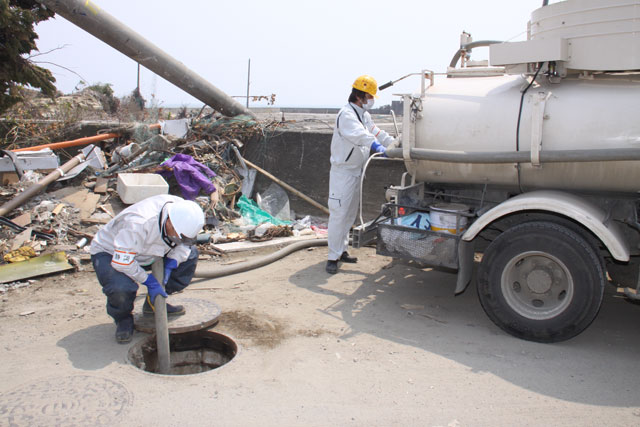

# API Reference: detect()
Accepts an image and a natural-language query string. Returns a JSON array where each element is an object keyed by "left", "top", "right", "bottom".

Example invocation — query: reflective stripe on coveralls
[{"left": 90, "top": 194, "right": 191, "bottom": 283}]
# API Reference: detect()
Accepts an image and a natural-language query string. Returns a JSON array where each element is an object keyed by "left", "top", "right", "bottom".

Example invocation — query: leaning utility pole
[{"left": 39, "top": 0, "right": 255, "bottom": 119}]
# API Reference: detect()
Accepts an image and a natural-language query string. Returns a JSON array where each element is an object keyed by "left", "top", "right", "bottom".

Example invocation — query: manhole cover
[
  {"left": 0, "top": 375, "right": 131, "bottom": 426},
  {"left": 128, "top": 330, "right": 238, "bottom": 375},
  {"left": 134, "top": 296, "right": 221, "bottom": 334}
]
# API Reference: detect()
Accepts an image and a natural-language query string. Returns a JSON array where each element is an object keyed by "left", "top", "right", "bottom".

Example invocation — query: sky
[{"left": 33, "top": 0, "right": 546, "bottom": 109}]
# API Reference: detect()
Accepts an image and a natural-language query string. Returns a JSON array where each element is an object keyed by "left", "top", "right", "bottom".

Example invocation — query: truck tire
[{"left": 477, "top": 221, "right": 605, "bottom": 342}]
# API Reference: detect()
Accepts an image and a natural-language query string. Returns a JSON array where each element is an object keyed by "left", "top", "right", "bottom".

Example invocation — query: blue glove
[
  {"left": 371, "top": 141, "right": 387, "bottom": 157},
  {"left": 143, "top": 274, "right": 168, "bottom": 303},
  {"left": 163, "top": 258, "right": 178, "bottom": 285}
]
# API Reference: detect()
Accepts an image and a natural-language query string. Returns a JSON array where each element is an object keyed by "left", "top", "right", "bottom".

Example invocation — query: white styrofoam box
[{"left": 117, "top": 173, "right": 168, "bottom": 204}]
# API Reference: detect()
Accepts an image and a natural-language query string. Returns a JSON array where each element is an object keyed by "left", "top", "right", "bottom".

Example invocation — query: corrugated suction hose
[{"left": 193, "top": 238, "right": 328, "bottom": 279}]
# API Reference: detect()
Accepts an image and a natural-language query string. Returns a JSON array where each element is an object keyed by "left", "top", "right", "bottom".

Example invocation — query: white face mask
[{"left": 363, "top": 98, "right": 375, "bottom": 110}]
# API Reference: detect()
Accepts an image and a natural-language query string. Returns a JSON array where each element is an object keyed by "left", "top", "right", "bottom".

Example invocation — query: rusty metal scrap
[{"left": 249, "top": 225, "right": 293, "bottom": 242}]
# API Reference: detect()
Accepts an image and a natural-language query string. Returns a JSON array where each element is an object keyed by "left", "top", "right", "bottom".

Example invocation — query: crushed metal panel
[
  {"left": 0, "top": 251, "right": 73, "bottom": 284},
  {"left": 58, "top": 144, "right": 106, "bottom": 181},
  {"left": 161, "top": 118, "right": 190, "bottom": 138},
  {"left": 0, "top": 149, "right": 59, "bottom": 173}
]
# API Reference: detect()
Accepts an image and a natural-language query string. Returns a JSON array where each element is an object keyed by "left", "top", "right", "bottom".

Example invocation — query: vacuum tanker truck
[{"left": 354, "top": 0, "right": 640, "bottom": 342}]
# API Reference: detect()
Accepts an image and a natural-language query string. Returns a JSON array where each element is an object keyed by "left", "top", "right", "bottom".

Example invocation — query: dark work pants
[{"left": 91, "top": 246, "right": 198, "bottom": 323}]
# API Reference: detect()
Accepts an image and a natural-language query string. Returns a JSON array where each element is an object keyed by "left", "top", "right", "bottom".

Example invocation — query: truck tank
[
  {"left": 410, "top": 74, "right": 640, "bottom": 193},
  {"left": 404, "top": 0, "right": 640, "bottom": 194}
]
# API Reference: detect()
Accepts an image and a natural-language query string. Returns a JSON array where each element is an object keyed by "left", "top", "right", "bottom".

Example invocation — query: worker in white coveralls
[
  {"left": 326, "top": 75, "right": 397, "bottom": 274},
  {"left": 90, "top": 194, "right": 204, "bottom": 343}
]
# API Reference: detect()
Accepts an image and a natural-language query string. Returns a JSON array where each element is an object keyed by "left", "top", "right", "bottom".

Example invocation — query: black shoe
[
  {"left": 115, "top": 317, "right": 134, "bottom": 344},
  {"left": 326, "top": 260, "right": 338, "bottom": 274},
  {"left": 340, "top": 252, "right": 358, "bottom": 263},
  {"left": 143, "top": 296, "right": 186, "bottom": 317}
]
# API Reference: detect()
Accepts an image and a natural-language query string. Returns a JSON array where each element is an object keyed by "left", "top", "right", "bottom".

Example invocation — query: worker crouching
[{"left": 90, "top": 194, "right": 205, "bottom": 343}]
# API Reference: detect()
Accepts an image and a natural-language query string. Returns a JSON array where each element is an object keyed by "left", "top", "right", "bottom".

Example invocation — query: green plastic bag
[{"left": 236, "top": 195, "right": 291, "bottom": 226}]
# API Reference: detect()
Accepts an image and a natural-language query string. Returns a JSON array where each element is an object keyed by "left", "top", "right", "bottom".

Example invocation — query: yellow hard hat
[{"left": 352, "top": 75, "right": 378, "bottom": 98}]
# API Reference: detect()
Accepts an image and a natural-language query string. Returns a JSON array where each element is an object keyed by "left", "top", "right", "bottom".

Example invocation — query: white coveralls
[
  {"left": 90, "top": 194, "right": 191, "bottom": 283},
  {"left": 327, "top": 102, "right": 394, "bottom": 261}
]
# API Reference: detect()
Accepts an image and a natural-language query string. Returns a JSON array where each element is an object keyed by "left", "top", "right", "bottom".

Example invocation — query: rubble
[
  {"left": 0, "top": 107, "right": 329, "bottom": 286},
  {"left": 4, "top": 246, "right": 36, "bottom": 262},
  {"left": 0, "top": 251, "right": 73, "bottom": 284}
]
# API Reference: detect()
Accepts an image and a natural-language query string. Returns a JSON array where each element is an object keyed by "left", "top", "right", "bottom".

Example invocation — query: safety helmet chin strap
[{"left": 158, "top": 202, "right": 177, "bottom": 248}]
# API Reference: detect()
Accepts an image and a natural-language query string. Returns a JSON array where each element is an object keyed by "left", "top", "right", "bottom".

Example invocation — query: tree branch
[
  {"left": 26, "top": 44, "right": 71, "bottom": 59},
  {"left": 31, "top": 60, "right": 88, "bottom": 85}
]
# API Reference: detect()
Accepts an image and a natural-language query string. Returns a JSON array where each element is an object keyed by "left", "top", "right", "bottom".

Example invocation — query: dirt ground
[{"left": 1, "top": 242, "right": 640, "bottom": 426}]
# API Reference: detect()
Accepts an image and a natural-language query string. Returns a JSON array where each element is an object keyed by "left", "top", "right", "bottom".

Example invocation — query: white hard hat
[{"left": 167, "top": 200, "right": 204, "bottom": 239}]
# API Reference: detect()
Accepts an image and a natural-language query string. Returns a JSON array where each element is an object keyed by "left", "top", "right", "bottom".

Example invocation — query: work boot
[
  {"left": 340, "top": 251, "right": 358, "bottom": 263},
  {"left": 115, "top": 317, "right": 134, "bottom": 344},
  {"left": 326, "top": 260, "right": 338, "bottom": 274},
  {"left": 143, "top": 297, "right": 186, "bottom": 317}
]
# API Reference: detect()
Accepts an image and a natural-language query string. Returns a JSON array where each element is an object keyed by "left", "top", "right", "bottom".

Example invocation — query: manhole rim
[
  {"left": 126, "top": 330, "right": 241, "bottom": 377},
  {"left": 133, "top": 297, "right": 222, "bottom": 334}
]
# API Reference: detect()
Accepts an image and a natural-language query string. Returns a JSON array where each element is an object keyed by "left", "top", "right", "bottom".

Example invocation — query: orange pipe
[
  {"left": 13, "top": 133, "right": 120, "bottom": 152},
  {"left": 11, "top": 123, "right": 162, "bottom": 152}
]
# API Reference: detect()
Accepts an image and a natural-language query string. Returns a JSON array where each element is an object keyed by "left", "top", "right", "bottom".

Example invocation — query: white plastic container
[
  {"left": 117, "top": 173, "right": 168, "bottom": 204},
  {"left": 429, "top": 203, "right": 469, "bottom": 235}
]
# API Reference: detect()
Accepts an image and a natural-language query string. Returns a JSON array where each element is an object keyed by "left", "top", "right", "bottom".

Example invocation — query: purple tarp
[{"left": 158, "top": 153, "right": 216, "bottom": 200}]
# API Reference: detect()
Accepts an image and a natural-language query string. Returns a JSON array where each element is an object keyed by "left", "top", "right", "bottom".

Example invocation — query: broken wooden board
[
  {"left": 51, "top": 186, "right": 80, "bottom": 199},
  {"left": 0, "top": 251, "right": 73, "bottom": 284},
  {"left": 61, "top": 188, "right": 100, "bottom": 220},
  {"left": 1, "top": 172, "right": 19, "bottom": 186},
  {"left": 97, "top": 204, "right": 115, "bottom": 217},
  {"left": 52, "top": 203, "right": 64, "bottom": 216},
  {"left": 80, "top": 217, "right": 110, "bottom": 225},
  {"left": 11, "top": 212, "right": 31, "bottom": 227},
  {"left": 94, "top": 177, "right": 109, "bottom": 194},
  {"left": 10, "top": 227, "right": 32, "bottom": 251}
]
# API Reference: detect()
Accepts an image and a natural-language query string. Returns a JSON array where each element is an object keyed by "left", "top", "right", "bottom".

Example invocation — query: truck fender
[{"left": 462, "top": 190, "right": 630, "bottom": 262}]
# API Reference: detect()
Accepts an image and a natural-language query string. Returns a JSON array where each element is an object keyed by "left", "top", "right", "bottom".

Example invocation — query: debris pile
[
  {"left": 1, "top": 85, "right": 129, "bottom": 149},
  {"left": 0, "top": 112, "right": 328, "bottom": 288}
]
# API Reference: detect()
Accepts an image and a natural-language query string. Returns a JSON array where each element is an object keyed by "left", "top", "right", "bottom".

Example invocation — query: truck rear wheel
[{"left": 477, "top": 221, "right": 605, "bottom": 342}]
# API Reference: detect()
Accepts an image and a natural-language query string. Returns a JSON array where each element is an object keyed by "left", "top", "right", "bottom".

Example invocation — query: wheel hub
[
  {"left": 501, "top": 251, "right": 574, "bottom": 320},
  {"left": 526, "top": 268, "right": 553, "bottom": 294}
]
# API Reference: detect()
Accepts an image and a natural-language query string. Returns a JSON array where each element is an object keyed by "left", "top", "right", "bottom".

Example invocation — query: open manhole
[{"left": 128, "top": 330, "right": 237, "bottom": 375}]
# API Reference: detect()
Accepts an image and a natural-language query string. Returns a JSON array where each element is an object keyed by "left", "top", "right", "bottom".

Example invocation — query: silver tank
[{"left": 410, "top": 73, "right": 640, "bottom": 193}]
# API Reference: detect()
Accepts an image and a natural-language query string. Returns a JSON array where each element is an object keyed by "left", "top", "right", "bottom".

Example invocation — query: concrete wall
[
  {"left": 243, "top": 129, "right": 406, "bottom": 221},
  {"left": 65, "top": 121, "right": 407, "bottom": 221}
]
